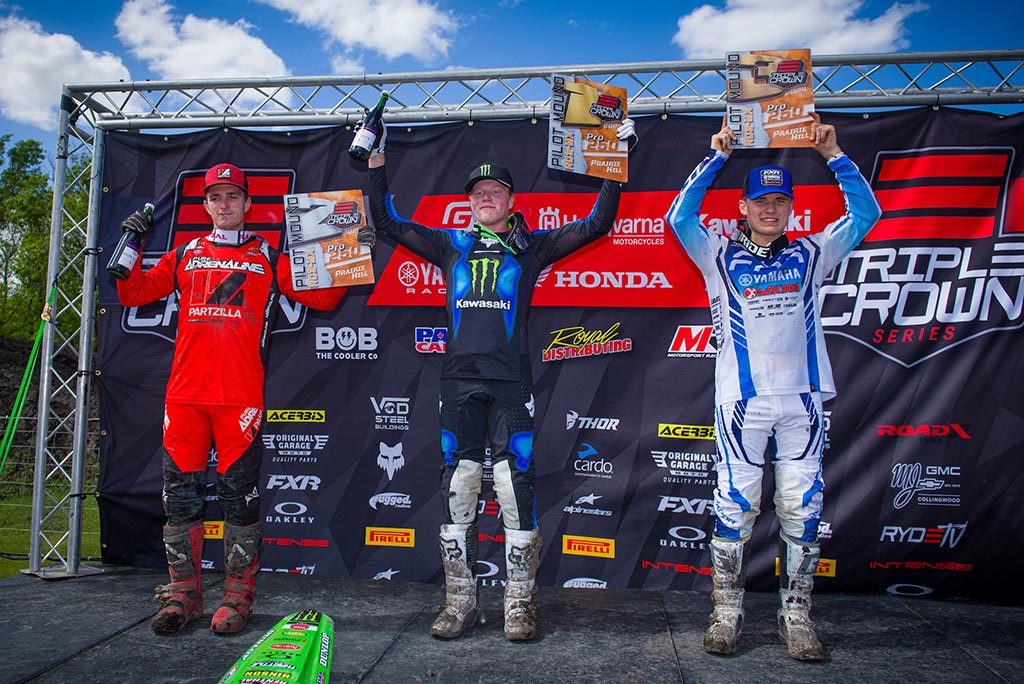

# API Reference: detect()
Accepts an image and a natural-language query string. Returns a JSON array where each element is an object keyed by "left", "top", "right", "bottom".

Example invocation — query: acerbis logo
[
  {"left": 890, "top": 461, "right": 962, "bottom": 509},
  {"left": 821, "top": 146, "right": 1021, "bottom": 368},
  {"left": 267, "top": 409, "right": 326, "bottom": 423},
  {"left": 371, "top": 396, "right": 410, "bottom": 431},
  {"left": 573, "top": 443, "right": 613, "bottom": 479},
  {"left": 667, "top": 325, "right": 717, "bottom": 358},
  {"left": 657, "top": 423, "right": 715, "bottom": 440},
  {"left": 879, "top": 522, "right": 967, "bottom": 549},
  {"left": 266, "top": 474, "right": 321, "bottom": 491},
  {"left": 368, "top": 492, "right": 412, "bottom": 510},
  {"left": 565, "top": 410, "right": 620, "bottom": 431}
]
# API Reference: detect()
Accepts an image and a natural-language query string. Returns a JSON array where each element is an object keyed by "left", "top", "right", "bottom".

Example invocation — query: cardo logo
[
  {"left": 377, "top": 442, "right": 405, "bottom": 481},
  {"left": 572, "top": 443, "right": 614, "bottom": 479},
  {"left": 566, "top": 410, "right": 620, "bottom": 431}
]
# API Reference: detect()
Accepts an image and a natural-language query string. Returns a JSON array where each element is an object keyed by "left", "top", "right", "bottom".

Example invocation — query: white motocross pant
[{"left": 712, "top": 392, "right": 825, "bottom": 543}]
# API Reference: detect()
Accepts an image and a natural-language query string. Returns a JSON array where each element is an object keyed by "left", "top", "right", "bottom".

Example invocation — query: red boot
[
  {"left": 211, "top": 523, "right": 260, "bottom": 635},
  {"left": 151, "top": 522, "right": 205, "bottom": 633}
]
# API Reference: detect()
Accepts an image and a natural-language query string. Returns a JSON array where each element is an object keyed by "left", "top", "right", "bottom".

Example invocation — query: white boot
[
  {"left": 503, "top": 527, "right": 542, "bottom": 641},
  {"left": 430, "top": 523, "right": 478, "bottom": 639},
  {"left": 778, "top": 534, "right": 825, "bottom": 661},
  {"left": 703, "top": 538, "right": 747, "bottom": 655}
]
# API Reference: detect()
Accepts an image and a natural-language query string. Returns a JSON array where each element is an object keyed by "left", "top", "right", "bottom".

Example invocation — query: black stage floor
[{"left": 2, "top": 568, "right": 1022, "bottom": 683}]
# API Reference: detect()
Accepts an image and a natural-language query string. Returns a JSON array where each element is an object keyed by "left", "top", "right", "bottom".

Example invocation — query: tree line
[{"left": 0, "top": 134, "right": 89, "bottom": 340}]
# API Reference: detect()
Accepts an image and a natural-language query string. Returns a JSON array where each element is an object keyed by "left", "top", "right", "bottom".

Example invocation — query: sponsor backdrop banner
[{"left": 96, "top": 108, "right": 1024, "bottom": 600}]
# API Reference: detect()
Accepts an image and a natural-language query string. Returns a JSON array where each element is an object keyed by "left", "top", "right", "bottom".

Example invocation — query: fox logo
[{"left": 377, "top": 441, "right": 405, "bottom": 481}]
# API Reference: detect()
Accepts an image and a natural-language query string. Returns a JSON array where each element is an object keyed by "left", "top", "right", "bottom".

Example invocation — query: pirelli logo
[
  {"left": 203, "top": 521, "right": 224, "bottom": 539},
  {"left": 775, "top": 557, "right": 837, "bottom": 578},
  {"left": 365, "top": 527, "right": 415, "bottom": 548},
  {"left": 267, "top": 409, "right": 326, "bottom": 423},
  {"left": 562, "top": 534, "right": 615, "bottom": 559},
  {"left": 658, "top": 423, "right": 715, "bottom": 440}
]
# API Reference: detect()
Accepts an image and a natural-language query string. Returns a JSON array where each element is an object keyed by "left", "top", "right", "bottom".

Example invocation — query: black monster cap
[{"left": 465, "top": 163, "right": 515, "bottom": 193}]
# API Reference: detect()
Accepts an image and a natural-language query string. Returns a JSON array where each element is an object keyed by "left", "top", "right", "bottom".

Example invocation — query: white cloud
[
  {"left": 254, "top": 0, "right": 457, "bottom": 64},
  {"left": 672, "top": 0, "right": 927, "bottom": 59},
  {"left": 0, "top": 16, "right": 130, "bottom": 130},
  {"left": 115, "top": 0, "right": 290, "bottom": 79}
]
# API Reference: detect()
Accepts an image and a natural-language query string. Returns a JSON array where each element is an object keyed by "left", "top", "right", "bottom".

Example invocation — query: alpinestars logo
[{"left": 821, "top": 146, "right": 1022, "bottom": 367}]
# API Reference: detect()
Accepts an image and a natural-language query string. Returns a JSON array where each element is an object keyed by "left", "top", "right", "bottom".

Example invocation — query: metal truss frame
[{"left": 28, "top": 49, "right": 1024, "bottom": 576}]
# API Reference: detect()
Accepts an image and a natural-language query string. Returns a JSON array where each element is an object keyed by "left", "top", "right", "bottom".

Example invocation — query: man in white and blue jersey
[{"left": 665, "top": 113, "right": 881, "bottom": 661}]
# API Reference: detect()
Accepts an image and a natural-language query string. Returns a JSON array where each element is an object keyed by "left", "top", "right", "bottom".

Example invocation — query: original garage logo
[{"left": 821, "top": 146, "right": 1022, "bottom": 367}]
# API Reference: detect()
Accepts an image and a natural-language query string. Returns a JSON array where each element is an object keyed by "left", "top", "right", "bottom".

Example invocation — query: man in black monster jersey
[{"left": 366, "top": 119, "right": 636, "bottom": 641}]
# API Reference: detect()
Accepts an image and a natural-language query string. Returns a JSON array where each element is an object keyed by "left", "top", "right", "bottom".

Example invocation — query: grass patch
[{"left": 0, "top": 490, "right": 103, "bottom": 580}]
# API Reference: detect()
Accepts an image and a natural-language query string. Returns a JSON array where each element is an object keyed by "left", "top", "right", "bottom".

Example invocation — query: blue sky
[{"left": 0, "top": 0, "right": 1021, "bottom": 157}]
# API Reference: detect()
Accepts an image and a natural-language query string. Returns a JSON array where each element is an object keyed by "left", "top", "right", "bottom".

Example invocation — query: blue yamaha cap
[{"left": 743, "top": 165, "right": 794, "bottom": 199}]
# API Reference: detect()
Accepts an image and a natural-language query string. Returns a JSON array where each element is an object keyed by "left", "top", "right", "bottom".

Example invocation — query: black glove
[
  {"left": 357, "top": 225, "right": 377, "bottom": 248},
  {"left": 121, "top": 208, "right": 153, "bottom": 235}
]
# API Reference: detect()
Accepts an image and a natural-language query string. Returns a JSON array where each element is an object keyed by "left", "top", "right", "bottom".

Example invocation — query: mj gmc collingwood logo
[{"left": 820, "top": 146, "right": 1022, "bottom": 368}]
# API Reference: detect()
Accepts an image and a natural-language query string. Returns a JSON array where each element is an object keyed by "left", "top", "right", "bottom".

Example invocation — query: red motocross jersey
[{"left": 117, "top": 235, "right": 346, "bottom": 407}]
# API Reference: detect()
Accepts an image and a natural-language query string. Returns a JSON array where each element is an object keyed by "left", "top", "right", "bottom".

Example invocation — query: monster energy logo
[
  {"left": 469, "top": 258, "right": 500, "bottom": 295},
  {"left": 479, "top": 164, "right": 492, "bottom": 176}
]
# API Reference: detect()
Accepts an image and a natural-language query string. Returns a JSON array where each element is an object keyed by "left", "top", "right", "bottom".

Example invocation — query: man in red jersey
[{"left": 116, "top": 163, "right": 363, "bottom": 635}]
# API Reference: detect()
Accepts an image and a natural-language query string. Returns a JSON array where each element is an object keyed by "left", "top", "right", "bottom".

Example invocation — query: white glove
[{"left": 617, "top": 117, "right": 637, "bottom": 150}]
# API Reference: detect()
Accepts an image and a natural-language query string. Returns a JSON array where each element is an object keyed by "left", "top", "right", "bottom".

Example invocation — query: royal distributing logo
[
  {"left": 879, "top": 522, "right": 967, "bottom": 548},
  {"left": 889, "top": 461, "right": 962, "bottom": 509},
  {"left": 542, "top": 321, "right": 633, "bottom": 362},
  {"left": 562, "top": 534, "right": 615, "bottom": 559},
  {"left": 667, "top": 325, "right": 717, "bottom": 358},
  {"left": 119, "top": 167, "right": 303, "bottom": 341},
  {"left": 657, "top": 423, "right": 715, "bottom": 440},
  {"left": 261, "top": 433, "right": 329, "bottom": 463},
  {"left": 370, "top": 396, "right": 410, "bottom": 431},
  {"left": 650, "top": 450, "right": 715, "bottom": 484},
  {"left": 365, "top": 527, "right": 415, "bottom": 548},
  {"left": 821, "top": 146, "right": 1023, "bottom": 367},
  {"left": 414, "top": 327, "right": 447, "bottom": 353}
]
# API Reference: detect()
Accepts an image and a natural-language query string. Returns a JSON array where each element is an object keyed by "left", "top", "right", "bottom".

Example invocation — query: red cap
[{"left": 203, "top": 163, "right": 248, "bottom": 194}]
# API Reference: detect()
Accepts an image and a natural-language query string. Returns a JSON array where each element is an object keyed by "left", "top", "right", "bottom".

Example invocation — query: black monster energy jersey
[{"left": 369, "top": 166, "right": 621, "bottom": 381}]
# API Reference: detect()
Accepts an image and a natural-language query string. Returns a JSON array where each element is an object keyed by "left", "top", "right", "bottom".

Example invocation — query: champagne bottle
[
  {"left": 106, "top": 203, "right": 154, "bottom": 280},
  {"left": 348, "top": 91, "right": 390, "bottom": 162}
]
